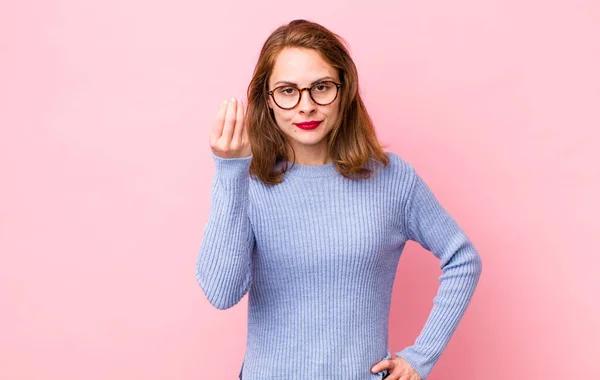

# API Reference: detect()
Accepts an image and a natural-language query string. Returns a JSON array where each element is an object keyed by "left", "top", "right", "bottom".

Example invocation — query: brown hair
[{"left": 246, "top": 19, "right": 390, "bottom": 185}]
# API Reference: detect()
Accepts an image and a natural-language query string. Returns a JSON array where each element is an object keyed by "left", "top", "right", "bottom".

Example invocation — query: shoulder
[{"left": 381, "top": 150, "right": 417, "bottom": 183}]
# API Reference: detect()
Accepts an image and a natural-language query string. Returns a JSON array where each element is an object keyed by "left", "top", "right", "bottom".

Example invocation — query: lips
[{"left": 294, "top": 120, "right": 322, "bottom": 130}]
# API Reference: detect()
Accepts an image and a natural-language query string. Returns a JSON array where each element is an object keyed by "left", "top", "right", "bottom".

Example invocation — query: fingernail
[{"left": 230, "top": 96, "right": 236, "bottom": 102}]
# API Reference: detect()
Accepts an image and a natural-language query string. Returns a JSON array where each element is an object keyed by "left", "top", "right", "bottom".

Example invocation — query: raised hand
[{"left": 210, "top": 97, "right": 251, "bottom": 159}]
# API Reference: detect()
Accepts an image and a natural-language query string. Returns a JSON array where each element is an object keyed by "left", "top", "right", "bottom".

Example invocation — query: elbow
[
  {"left": 468, "top": 248, "right": 483, "bottom": 282},
  {"left": 464, "top": 237, "right": 483, "bottom": 277},
  {"left": 207, "top": 296, "right": 240, "bottom": 311},
  {"left": 196, "top": 279, "right": 240, "bottom": 310},
  {"left": 195, "top": 271, "right": 249, "bottom": 311},
  {"left": 474, "top": 252, "right": 483, "bottom": 276}
]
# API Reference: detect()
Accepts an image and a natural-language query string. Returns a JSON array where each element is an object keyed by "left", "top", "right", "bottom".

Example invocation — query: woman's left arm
[{"left": 394, "top": 165, "right": 483, "bottom": 380}]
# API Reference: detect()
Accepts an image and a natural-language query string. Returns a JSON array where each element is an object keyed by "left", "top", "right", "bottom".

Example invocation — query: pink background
[{"left": 1, "top": 1, "right": 598, "bottom": 379}]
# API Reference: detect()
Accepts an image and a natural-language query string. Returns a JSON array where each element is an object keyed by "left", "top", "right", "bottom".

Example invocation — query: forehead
[{"left": 270, "top": 47, "right": 338, "bottom": 86}]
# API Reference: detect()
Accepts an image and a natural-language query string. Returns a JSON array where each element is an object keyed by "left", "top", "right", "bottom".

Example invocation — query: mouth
[{"left": 294, "top": 120, "right": 322, "bottom": 130}]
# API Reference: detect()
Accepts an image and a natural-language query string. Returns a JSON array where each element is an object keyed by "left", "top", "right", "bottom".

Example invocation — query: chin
[{"left": 296, "top": 138, "right": 327, "bottom": 146}]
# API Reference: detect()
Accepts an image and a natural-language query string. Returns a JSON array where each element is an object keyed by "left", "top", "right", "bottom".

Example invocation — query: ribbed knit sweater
[{"left": 196, "top": 151, "right": 482, "bottom": 380}]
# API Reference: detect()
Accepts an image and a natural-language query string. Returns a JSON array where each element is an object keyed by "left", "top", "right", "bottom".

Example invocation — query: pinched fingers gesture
[{"left": 209, "top": 97, "right": 251, "bottom": 159}]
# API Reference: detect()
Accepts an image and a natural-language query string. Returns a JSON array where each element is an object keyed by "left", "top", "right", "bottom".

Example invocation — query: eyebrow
[{"left": 273, "top": 76, "right": 337, "bottom": 87}]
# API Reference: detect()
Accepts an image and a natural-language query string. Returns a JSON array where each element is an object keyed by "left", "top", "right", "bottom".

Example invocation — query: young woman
[{"left": 196, "top": 19, "right": 483, "bottom": 380}]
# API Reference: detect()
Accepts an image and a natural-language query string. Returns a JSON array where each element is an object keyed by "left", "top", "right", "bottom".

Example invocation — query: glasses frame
[{"left": 267, "top": 81, "right": 343, "bottom": 110}]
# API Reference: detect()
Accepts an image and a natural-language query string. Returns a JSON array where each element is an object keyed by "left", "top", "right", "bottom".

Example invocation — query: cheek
[
  {"left": 325, "top": 106, "right": 340, "bottom": 122},
  {"left": 272, "top": 110, "right": 291, "bottom": 127},
  {"left": 276, "top": 110, "right": 292, "bottom": 122}
]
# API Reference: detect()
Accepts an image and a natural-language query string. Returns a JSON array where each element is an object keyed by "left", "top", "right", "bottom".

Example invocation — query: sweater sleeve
[
  {"left": 195, "top": 152, "right": 255, "bottom": 310},
  {"left": 395, "top": 166, "right": 483, "bottom": 379}
]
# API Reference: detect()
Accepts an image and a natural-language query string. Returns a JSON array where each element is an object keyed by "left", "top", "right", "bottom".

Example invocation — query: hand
[
  {"left": 371, "top": 353, "right": 422, "bottom": 380},
  {"left": 209, "top": 97, "right": 251, "bottom": 159}
]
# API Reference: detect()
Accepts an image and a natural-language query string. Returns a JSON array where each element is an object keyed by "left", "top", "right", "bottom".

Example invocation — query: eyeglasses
[{"left": 267, "top": 81, "right": 343, "bottom": 110}]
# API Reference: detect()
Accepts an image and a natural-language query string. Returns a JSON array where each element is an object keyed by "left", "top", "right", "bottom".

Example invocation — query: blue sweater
[{"left": 196, "top": 151, "right": 482, "bottom": 380}]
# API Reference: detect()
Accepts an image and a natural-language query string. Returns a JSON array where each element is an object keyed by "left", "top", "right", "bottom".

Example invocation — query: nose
[{"left": 297, "top": 88, "right": 316, "bottom": 114}]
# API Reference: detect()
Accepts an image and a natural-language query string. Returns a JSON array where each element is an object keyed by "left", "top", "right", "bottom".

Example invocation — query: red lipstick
[{"left": 294, "top": 120, "right": 322, "bottom": 130}]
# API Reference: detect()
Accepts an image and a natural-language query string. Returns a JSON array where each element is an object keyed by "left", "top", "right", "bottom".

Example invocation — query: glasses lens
[
  {"left": 310, "top": 81, "right": 337, "bottom": 105},
  {"left": 273, "top": 87, "right": 300, "bottom": 109}
]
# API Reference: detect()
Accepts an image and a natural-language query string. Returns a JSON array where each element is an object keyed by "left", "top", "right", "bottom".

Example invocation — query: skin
[
  {"left": 266, "top": 47, "right": 341, "bottom": 166},
  {"left": 210, "top": 97, "right": 251, "bottom": 159},
  {"left": 371, "top": 353, "right": 422, "bottom": 380}
]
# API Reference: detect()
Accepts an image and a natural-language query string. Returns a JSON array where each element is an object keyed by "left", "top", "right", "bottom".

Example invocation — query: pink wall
[{"left": 1, "top": 1, "right": 598, "bottom": 379}]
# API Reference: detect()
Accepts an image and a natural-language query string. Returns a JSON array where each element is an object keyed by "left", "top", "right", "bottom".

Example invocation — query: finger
[
  {"left": 241, "top": 99, "right": 249, "bottom": 140},
  {"left": 371, "top": 360, "right": 389, "bottom": 375},
  {"left": 220, "top": 97, "right": 237, "bottom": 144},
  {"left": 233, "top": 98, "right": 244, "bottom": 144},
  {"left": 210, "top": 100, "right": 228, "bottom": 145}
]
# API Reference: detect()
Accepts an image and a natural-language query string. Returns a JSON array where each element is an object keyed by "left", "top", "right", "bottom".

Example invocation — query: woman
[{"left": 196, "top": 19, "right": 482, "bottom": 380}]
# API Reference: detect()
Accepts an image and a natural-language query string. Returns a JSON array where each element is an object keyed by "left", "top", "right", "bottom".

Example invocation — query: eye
[
  {"left": 313, "top": 82, "right": 331, "bottom": 92},
  {"left": 277, "top": 87, "right": 298, "bottom": 95}
]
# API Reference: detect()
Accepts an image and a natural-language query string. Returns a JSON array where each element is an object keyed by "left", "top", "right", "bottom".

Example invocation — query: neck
[{"left": 287, "top": 144, "right": 331, "bottom": 166}]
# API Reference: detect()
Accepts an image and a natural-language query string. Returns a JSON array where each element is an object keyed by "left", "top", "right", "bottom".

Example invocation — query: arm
[
  {"left": 395, "top": 166, "right": 483, "bottom": 379},
  {"left": 195, "top": 152, "right": 255, "bottom": 310}
]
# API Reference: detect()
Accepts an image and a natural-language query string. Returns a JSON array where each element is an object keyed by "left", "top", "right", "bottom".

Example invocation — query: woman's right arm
[{"left": 195, "top": 97, "right": 254, "bottom": 310}]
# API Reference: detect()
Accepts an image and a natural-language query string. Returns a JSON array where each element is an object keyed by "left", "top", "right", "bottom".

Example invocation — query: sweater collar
[{"left": 278, "top": 160, "right": 339, "bottom": 178}]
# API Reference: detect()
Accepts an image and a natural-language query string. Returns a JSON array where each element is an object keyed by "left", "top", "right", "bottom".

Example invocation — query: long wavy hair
[{"left": 246, "top": 19, "right": 390, "bottom": 185}]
